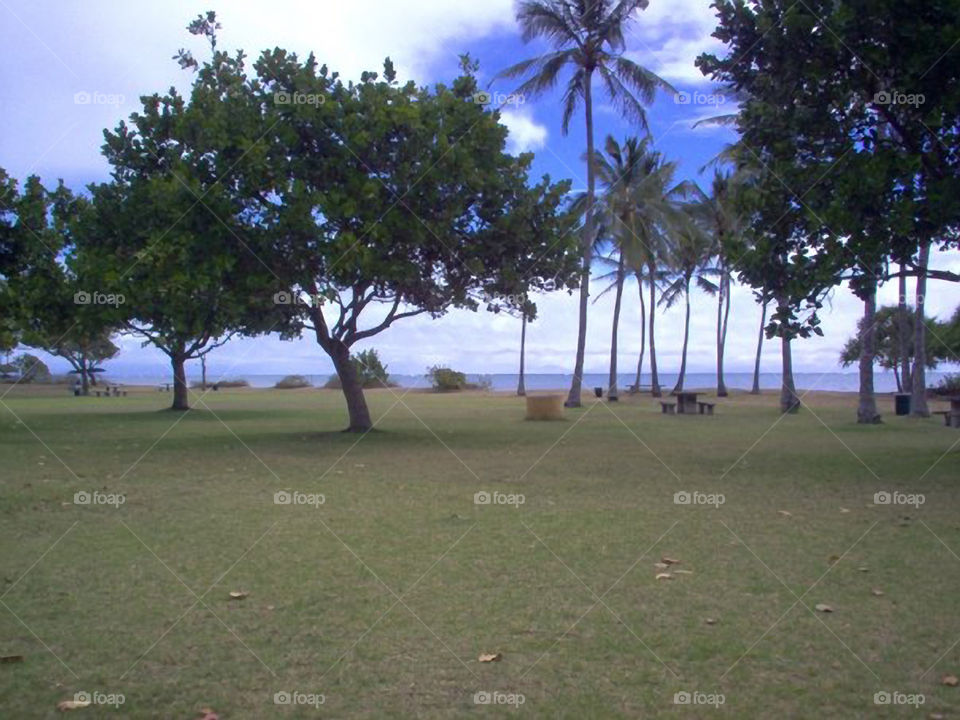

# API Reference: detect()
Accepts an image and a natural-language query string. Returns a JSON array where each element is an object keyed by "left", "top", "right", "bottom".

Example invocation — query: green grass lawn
[{"left": 0, "top": 385, "right": 958, "bottom": 718}]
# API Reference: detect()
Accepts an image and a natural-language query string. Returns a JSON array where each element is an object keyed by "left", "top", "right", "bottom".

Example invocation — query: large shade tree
[
  {"left": 699, "top": 0, "right": 960, "bottom": 419},
  {"left": 247, "top": 53, "right": 580, "bottom": 431},
  {"left": 497, "top": 0, "right": 673, "bottom": 407},
  {"left": 82, "top": 21, "right": 282, "bottom": 410}
]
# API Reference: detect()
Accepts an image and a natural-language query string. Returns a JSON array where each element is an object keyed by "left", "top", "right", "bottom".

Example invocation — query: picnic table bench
[
  {"left": 697, "top": 401, "right": 716, "bottom": 415},
  {"left": 659, "top": 401, "right": 676, "bottom": 415}
]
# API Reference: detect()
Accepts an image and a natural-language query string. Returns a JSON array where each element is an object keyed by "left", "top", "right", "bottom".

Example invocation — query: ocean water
[{"left": 104, "top": 370, "right": 951, "bottom": 393}]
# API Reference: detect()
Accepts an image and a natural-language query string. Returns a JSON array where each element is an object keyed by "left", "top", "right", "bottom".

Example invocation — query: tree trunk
[
  {"left": 751, "top": 299, "right": 767, "bottom": 395},
  {"left": 779, "top": 311, "right": 800, "bottom": 413},
  {"left": 857, "top": 277, "right": 881, "bottom": 424},
  {"left": 201, "top": 355, "right": 207, "bottom": 391},
  {"left": 608, "top": 253, "right": 625, "bottom": 400},
  {"left": 717, "top": 269, "right": 730, "bottom": 396},
  {"left": 673, "top": 278, "right": 692, "bottom": 394},
  {"left": 910, "top": 241, "right": 930, "bottom": 417},
  {"left": 171, "top": 353, "right": 189, "bottom": 411},
  {"left": 634, "top": 271, "right": 646, "bottom": 390},
  {"left": 331, "top": 344, "right": 373, "bottom": 432},
  {"left": 898, "top": 265, "right": 911, "bottom": 393},
  {"left": 565, "top": 69, "right": 596, "bottom": 409},
  {"left": 648, "top": 261, "right": 661, "bottom": 397},
  {"left": 893, "top": 365, "right": 902, "bottom": 394},
  {"left": 517, "top": 313, "right": 526, "bottom": 397}
]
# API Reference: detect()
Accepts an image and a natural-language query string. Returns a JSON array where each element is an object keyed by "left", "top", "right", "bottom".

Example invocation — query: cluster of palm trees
[
  {"left": 589, "top": 137, "right": 744, "bottom": 399},
  {"left": 499, "top": 0, "right": 760, "bottom": 405}
]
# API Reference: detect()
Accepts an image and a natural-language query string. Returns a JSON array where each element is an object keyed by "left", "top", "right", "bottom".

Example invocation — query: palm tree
[
  {"left": 586, "top": 136, "right": 683, "bottom": 399},
  {"left": 588, "top": 135, "right": 656, "bottom": 401},
  {"left": 691, "top": 171, "right": 745, "bottom": 397},
  {"left": 517, "top": 310, "right": 528, "bottom": 396},
  {"left": 659, "top": 203, "right": 719, "bottom": 394},
  {"left": 497, "top": 0, "right": 673, "bottom": 407},
  {"left": 750, "top": 294, "right": 768, "bottom": 395}
]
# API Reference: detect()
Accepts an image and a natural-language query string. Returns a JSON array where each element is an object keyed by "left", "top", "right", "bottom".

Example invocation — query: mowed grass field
[{"left": 0, "top": 384, "right": 959, "bottom": 718}]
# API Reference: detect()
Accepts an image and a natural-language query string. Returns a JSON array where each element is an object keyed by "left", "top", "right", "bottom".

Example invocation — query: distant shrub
[
  {"left": 274, "top": 374, "right": 312, "bottom": 389},
  {"left": 324, "top": 349, "right": 393, "bottom": 389},
  {"left": 12, "top": 354, "right": 51, "bottom": 383},
  {"left": 427, "top": 366, "right": 467, "bottom": 391},
  {"left": 190, "top": 378, "right": 249, "bottom": 389},
  {"left": 932, "top": 373, "right": 960, "bottom": 397}
]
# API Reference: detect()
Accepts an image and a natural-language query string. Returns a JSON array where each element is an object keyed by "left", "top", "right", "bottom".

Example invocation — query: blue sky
[{"left": 1, "top": 0, "right": 958, "bottom": 380}]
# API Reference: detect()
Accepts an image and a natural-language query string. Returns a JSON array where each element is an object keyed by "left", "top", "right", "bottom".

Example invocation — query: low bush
[
  {"left": 931, "top": 373, "right": 960, "bottom": 397},
  {"left": 427, "top": 366, "right": 467, "bottom": 391},
  {"left": 274, "top": 374, "right": 312, "bottom": 389}
]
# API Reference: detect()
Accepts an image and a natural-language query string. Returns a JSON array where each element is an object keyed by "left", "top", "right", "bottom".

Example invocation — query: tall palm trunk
[
  {"left": 898, "top": 266, "right": 911, "bottom": 393},
  {"left": 672, "top": 277, "right": 692, "bottom": 394},
  {"left": 565, "top": 70, "right": 596, "bottom": 408},
  {"left": 910, "top": 240, "right": 930, "bottom": 417},
  {"left": 716, "top": 267, "right": 730, "bottom": 396},
  {"left": 778, "top": 298, "right": 800, "bottom": 413},
  {"left": 751, "top": 299, "right": 767, "bottom": 395},
  {"left": 517, "top": 313, "right": 527, "bottom": 396},
  {"left": 648, "top": 261, "right": 660, "bottom": 397},
  {"left": 857, "top": 275, "right": 881, "bottom": 423},
  {"left": 608, "top": 253, "right": 626, "bottom": 400},
  {"left": 634, "top": 271, "right": 646, "bottom": 390}
]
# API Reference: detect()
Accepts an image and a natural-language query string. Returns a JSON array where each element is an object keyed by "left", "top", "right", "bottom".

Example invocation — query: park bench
[
  {"left": 659, "top": 401, "right": 676, "bottom": 415},
  {"left": 933, "top": 410, "right": 959, "bottom": 428},
  {"left": 698, "top": 401, "right": 716, "bottom": 415}
]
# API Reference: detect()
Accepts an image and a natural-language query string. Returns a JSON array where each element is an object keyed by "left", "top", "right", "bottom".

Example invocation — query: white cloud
[
  {"left": 625, "top": 0, "right": 727, "bottom": 85},
  {"left": 499, "top": 109, "right": 549, "bottom": 153}
]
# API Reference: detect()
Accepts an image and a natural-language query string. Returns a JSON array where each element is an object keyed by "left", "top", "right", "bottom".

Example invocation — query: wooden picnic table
[{"left": 675, "top": 392, "right": 699, "bottom": 415}]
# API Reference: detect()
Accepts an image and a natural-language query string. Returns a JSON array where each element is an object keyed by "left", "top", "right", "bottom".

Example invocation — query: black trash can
[
  {"left": 895, "top": 393, "right": 911, "bottom": 416},
  {"left": 593, "top": 387, "right": 603, "bottom": 398}
]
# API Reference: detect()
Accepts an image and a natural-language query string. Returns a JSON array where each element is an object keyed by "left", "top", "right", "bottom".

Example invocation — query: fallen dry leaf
[
  {"left": 0, "top": 655, "right": 23, "bottom": 663},
  {"left": 815, "top": 603, "right": 833, "bottom": 613},
  {"left": 840, "top": 508, "right": 850, "bottom": 513},
  {"left": 655, "top": 573, "right": 673, "bottom": 581},
  {"left": 478, "top": 653, "right": 502, "bottom": 663},
  {"left": 198, "top": 707, "right": 219, "bottom": 720},
  {"left": 871, "top": 589, "right": 884, "bottom": 597},
  {"left": 57, "top": 699, "right": 91, "bottom": 711},
  {"left": 705, "top": 618, "right": 718, "bottom": 625},
  {"left": 674, "top": 569, "right": 693, "bottom": 575},
  {"left": 228, "top": 591, "right": 248, "bottom": 600},
  {"left": 661, "top": 556, "right": 680, "bottom": 565},
  {"left": 827, "top": 554, "right": 840, "bottom": 564},
  {"left": 858, "top": 566, "right": 869, "bottom": 572},
  {"left": 778, "top": 510, "right": 792, "bottom": 517},
  {"left": 942, "top": 674, "right": 959, "bottom": 687},
  {"left": 653, "top": 562, "right": 669, "bottom": 571}
]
